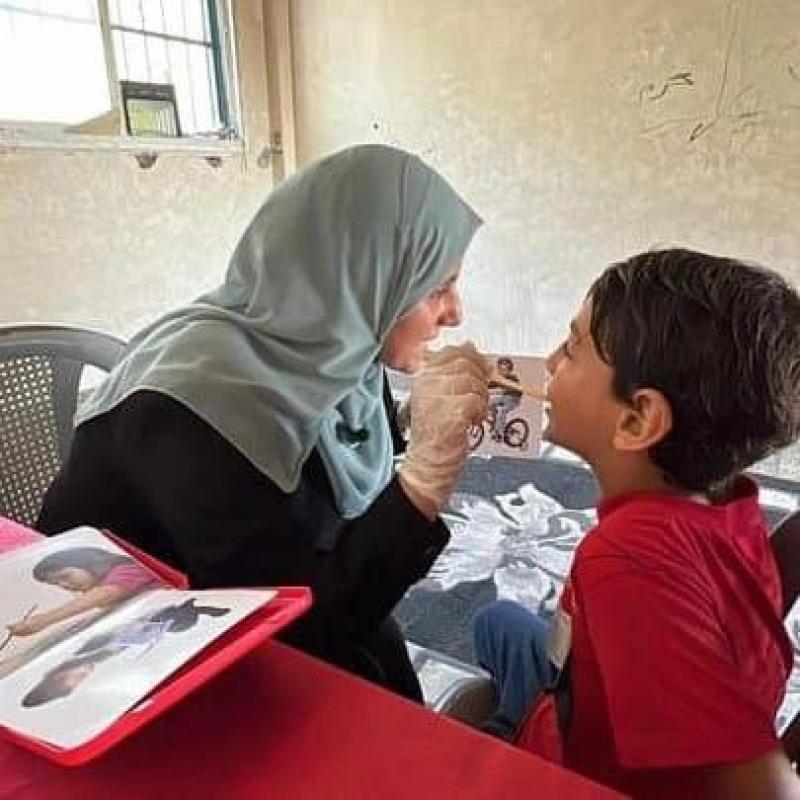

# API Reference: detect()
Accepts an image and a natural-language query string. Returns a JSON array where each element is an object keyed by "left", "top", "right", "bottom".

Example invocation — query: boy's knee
[
  {"left": 473, "top": 598, "right": 516, "bottom": 624},
  {"left": 472, "top": 600, "right": 526, "bottom": 646}
]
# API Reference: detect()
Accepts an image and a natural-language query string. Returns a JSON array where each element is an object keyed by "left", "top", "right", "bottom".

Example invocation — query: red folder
[{"left": 0, "top": 531, "right": 313, "bottom": 766}]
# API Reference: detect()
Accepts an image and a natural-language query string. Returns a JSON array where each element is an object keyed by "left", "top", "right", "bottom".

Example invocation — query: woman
[{"left": 37, "top": 145, "right": 489, "bottom": 699}]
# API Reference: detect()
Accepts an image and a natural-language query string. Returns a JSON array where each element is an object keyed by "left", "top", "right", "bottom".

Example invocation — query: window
[
  {"left": 0, "top": 2, "right": 110, "bottom": 126},
  {"left": 0, "top": 0, "right": 235, "bottom": 138},
  {"left": 109, "top": 0, "right": 230, "bottom": 134}
]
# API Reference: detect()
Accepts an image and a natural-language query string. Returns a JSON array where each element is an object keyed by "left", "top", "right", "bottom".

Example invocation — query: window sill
[{"left": 0, "top": 126, "right": 244, "bottom": 159}]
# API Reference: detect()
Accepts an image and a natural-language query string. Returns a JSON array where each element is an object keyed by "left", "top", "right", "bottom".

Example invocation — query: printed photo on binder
[
  {"left": 470, "top": 355, "right": 548, "bottom": 459},
  {"left": 0, "top": 526, "right": 311, "bottom": 763}
]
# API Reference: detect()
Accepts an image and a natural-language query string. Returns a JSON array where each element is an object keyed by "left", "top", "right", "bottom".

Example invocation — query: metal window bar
[
  {"left": 0, "top": 4, "right": 96, "bottom": 27},
  {"left": 110, "top": 23, "right": 213, "bottom": 47},
  {"left": 180, "top": 1, "right": 198, "bottom": 132},
  {"left": 97, "top": 0, "right": 120, "bottom": 109},
  {"left": 205, "top": 0, "right": 228, "bottom": 128}
]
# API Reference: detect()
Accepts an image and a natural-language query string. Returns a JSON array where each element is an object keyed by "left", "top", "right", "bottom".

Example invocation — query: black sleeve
[
  {"left": 39, "top": 391, "right": 447, "bottom": 662},
  {"left": 328, "top": 477, "right": 449, "bottom": 636}
]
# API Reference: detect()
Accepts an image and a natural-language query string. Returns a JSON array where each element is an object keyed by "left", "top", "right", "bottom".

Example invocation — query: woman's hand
[{"left": 399, "top": 343, "right": 489, "bottom": 519}]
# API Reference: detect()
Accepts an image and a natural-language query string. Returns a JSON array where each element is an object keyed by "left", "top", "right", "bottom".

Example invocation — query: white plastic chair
[{"left": 0, "top": 325, "right": 125, "bottom": 525}]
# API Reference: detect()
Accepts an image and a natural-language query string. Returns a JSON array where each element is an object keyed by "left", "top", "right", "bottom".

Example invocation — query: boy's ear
[{"left": 612, "top": 388, "right": 673, "bottom": 453}]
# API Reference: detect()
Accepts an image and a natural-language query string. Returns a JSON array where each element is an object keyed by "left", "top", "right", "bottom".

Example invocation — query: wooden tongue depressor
[{"left": 490, "top": 372, "right": 548, "bottom": 402}]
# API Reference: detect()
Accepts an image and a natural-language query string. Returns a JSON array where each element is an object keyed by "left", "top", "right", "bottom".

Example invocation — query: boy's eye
[{"left": 562, "top": 339, "right": 572, "bottom": 359}]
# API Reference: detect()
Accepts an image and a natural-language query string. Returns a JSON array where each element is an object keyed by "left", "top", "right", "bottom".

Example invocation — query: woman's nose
[{"left": 440, "top": 290, "right": 462, "bottom": 327}]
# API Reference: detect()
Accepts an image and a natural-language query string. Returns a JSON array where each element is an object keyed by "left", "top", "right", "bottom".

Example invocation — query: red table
[{"left": 0, "top": 639, "right": 625, "bottom": 799}]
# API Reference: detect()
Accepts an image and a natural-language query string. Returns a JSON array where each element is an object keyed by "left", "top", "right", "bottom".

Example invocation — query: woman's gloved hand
[{"left": 399, "top": 343, "right": 490, "bottom": 519}]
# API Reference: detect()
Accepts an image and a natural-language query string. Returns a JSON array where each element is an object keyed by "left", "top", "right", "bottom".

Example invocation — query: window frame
[{"left": 0, "top": 0, "right": 242, "bottom": 157}]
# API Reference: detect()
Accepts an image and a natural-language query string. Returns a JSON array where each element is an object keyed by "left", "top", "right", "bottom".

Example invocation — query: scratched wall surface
[
  {"left": 0, "top": 3, "right": 273, "bottom": 338},
  {"left": 292, "top": 0, "right": 800, "bottom": 357}
]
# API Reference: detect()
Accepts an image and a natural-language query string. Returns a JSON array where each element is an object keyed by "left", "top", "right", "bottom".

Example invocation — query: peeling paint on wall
[{"left": 291, "top": 0, "right": 800, "bottom": 357}]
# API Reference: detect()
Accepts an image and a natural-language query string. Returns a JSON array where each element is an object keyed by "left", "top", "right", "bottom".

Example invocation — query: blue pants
[{"left": 472, "top": 600, "right": 556, "bottom": 739}]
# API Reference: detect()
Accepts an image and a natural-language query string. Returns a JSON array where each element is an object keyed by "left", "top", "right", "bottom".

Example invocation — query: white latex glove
[{"left": 399, "top": 343, "right": 490, "bottom": 519}]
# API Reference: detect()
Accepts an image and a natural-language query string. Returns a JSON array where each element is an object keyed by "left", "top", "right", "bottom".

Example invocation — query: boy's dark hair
[{"left": 588, "top": 248, "right": 800, "bottom": 492}]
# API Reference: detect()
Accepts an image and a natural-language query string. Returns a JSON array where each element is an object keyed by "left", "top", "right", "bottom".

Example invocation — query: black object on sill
[{"left": 121, "top": 81, "right": 181, "bottom": 138}]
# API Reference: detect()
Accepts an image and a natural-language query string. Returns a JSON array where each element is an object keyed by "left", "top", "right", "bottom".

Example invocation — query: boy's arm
[{"left": 637, "top": 750, "right": 800, "bottom": 799}]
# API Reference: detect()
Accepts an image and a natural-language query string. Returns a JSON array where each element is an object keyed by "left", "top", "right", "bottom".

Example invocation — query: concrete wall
[
  {"left": 291, "top": 0, "right": 800, "bottom": 356},
  {"left": 0, "top": 1, "right": 277, "bottom": 338}
]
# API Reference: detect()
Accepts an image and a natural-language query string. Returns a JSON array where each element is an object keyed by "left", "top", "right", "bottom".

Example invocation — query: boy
[{"left": 473, "top": 249, "right": 800, "bottom": 798}]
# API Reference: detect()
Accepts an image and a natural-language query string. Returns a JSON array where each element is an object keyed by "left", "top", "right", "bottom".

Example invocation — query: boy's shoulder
[{"left": 576, "top": 478, "right": 765, "bottom": 569}]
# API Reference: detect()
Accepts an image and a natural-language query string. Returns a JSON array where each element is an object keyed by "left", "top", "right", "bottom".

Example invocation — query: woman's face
[{"left": 381, "top": 264, "right": 463, "bottom": 373}]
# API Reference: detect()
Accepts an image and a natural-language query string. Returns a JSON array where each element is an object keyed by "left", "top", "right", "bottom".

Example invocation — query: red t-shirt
[{"left": 517, "top": 477, "right": 793, "bottom": 796}]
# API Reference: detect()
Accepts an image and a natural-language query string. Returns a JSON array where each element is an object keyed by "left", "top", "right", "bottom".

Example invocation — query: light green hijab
[{"left": 77, "top": 145, "right": 481, "bottom": 518}]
